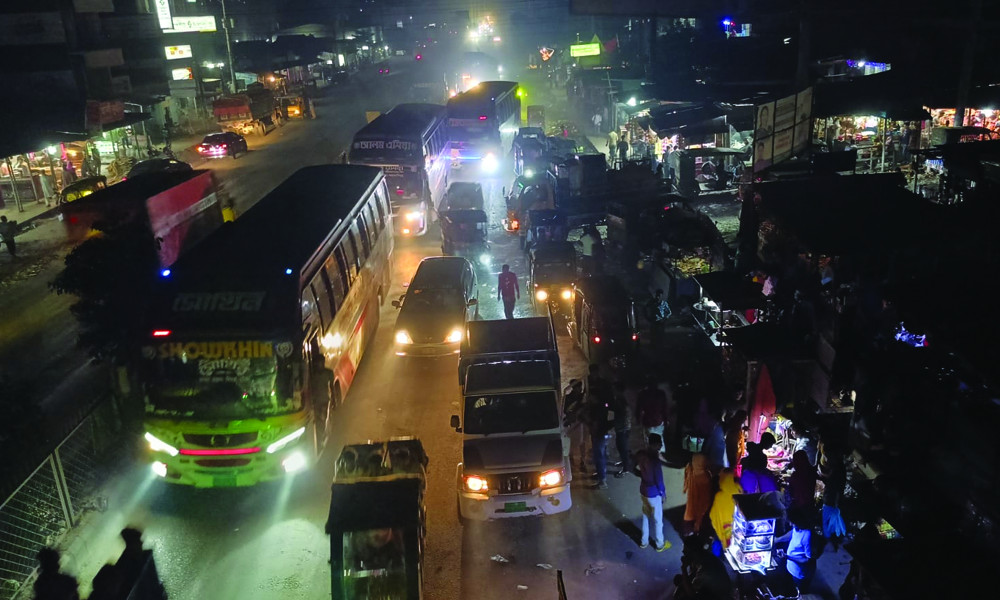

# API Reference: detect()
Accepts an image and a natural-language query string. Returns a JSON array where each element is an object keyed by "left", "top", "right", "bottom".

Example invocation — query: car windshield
[
  {"left": 404, "top": 288, "right": 465, "bottom": 312},
  {"left": 463, "top": 392, "right": 559, "bottom": 435},
  {"left": 203, "top": 134, "right": 230, "bottom": 145},
  {"left": 139, "top": 338, "right": 299, "bottom": 420}
]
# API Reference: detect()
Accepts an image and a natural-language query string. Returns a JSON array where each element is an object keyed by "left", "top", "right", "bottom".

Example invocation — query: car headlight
[
  {"left": 464, "top": 474, "right": 489, "bottom": 492},
  {"left": 561, "top": 289, "right": 573, "bottom": 300},
  {"left": 446, "top": 328, "right": 463, "bottom": 343},
  {"left": 395, "top": 330, "right": 413, "bottom": 344},
  {"left": 144, "top": 432, "right": 179, "bottom": 457},
  {"left": 535, "top": 289, "right": 549, "bottom": 301},
  {"left": 540, "top": 468, "right": 563, "bottom": 487},
  {"left": 525, "top": 168, "right": 534, "bottom": 178},
  {"left": 482, "top": 152, "right": 498, "bottom": 173},
  {"left": 405, "top": 210, "right": 422, "bottom": 222},
  {"left": 266, "top": 426, "right": 306, "bottom": 454}
]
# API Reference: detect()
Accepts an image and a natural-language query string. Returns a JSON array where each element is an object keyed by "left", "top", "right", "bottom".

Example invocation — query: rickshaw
[
  {"left": 58, "top": 175, "right": 107, "bottom": 204},
  {"left": 529, "top": 241, "right": 577, "bottom": 317},
  {"left": 568, "top": 275, "right": 640, "bottom": 365},
  {"left": 440, "top": 208, "right": 489, "bottom": 258},
  {"left": 327, "top": 438, "right": 428, "bottom": 600}
]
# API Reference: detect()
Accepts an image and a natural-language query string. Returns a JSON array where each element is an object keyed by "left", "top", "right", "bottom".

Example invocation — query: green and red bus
[{"left": 136, "top": 165, "right": 393, "bottom": 487}]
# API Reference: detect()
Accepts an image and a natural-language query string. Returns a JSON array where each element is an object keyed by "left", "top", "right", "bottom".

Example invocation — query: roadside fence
[{"left": 0, "top": 396, "right": 123, "bottom": 600}]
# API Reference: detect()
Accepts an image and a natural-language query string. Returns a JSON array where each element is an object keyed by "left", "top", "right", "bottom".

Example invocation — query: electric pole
[{"left": 220, "top": 0, "right": 237, "bottom": 92}]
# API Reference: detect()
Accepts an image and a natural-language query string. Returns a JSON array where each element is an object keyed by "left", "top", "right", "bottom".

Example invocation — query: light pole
[{"left": 220, "top": 0, "right": 237, "bottom": 93}]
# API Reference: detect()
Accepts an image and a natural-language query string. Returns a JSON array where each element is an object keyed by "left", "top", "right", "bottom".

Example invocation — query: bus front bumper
[{"left": 145, "top": 434, "right": 311, "bottom": 487}]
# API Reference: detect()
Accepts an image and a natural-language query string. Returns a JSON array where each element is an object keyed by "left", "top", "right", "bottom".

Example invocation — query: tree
[{"left": 50, "top": 220, "right": 160, "bottom": 363}]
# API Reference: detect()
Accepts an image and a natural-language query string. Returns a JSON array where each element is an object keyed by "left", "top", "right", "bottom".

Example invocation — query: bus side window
[
  {"left": 311, "top": 279, "right": 333, "bottom": 330},
  {"left": 302, "top": 286, "right": 318, "bottom": 324},
  {"left": 374, "top": 185, "right": 388, "bottom": 230},
  {"left": 352, "top": 221, "right": 370, "bottom": 258},
  {"left": 334, "top": 245, "right": 351, "bottom": 291},
  {"left": 325, "top": 256, "right": 346, "bottom": 308},
  {"left": 359, "top": 211, "right": 375, "bottom": 248},
  {"left": 365, "top": 203, "right": 379, "bottom": 241},
  {"left": 343, "top": 233, "right": 361, "bottom": 283}
]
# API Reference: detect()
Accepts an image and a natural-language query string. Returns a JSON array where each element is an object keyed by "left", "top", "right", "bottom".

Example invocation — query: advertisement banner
[
  {"left": 171, "top": 67, "right": 193, "bottom": 81},
  {"left": 753, "top": 137, "right": 773, "bottom": 173},
  {"left": 774, "top": 95, "right": 796, "bottom": 134},
  {"left": 164, "top": 45, "right": 193, "bottom": 60},
  {"left": 147, "top": 171, "right": 224, "bottom": 268},
  {"left": 168, "top": 15, "right": 217, "bottom": 33},
  {"left": 753, "top": 86, "right": 813, "bottom": 172},
  {"left": 570, "top": 42, "right": 601, "bottom": 57},
  {"left": 755, "top": 102, "right": 775, "bottom": 139},
  {"left": 772, "top": 129, "right": 794, "bottom": 163}
]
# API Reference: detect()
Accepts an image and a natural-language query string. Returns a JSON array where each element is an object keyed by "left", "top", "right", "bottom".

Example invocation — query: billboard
[
  {"left": 753, "top": 87, "right": 813, "bottom": 173},
  {"left": 570, "top": 42, "right": 601, "bottom": 57},
  {"left": 164, "top": 45, "right": 193, "bottom": 60},
  {"left": 154, "top": 0, "right": 172, "bottom": 30},
  {"left": 147, "top": 171, "right": 223, "bottom": 267},
  {"left": 167, "top": 16, "right": 217, "bottom": 33}
]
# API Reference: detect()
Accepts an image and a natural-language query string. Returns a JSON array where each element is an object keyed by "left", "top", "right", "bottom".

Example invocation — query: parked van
[{"left": 392, "top": 257, "right": 479, "bottom": 356}]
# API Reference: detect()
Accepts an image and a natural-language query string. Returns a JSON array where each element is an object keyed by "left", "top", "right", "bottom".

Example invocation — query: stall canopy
[
  {"left": 648, "top": 104, "right": 726, "bottom": 137},
  {"left": 812, "top": 71, "right": 930, "bottom": 121},
  {"left": 694, "top": 271, "right": 765, "bottom": 308},
  {"left": 755, "top": 173, "right": 956, "bottom": 256}
]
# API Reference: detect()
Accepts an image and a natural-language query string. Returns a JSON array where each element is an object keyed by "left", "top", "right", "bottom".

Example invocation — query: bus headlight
[
  {"left": 446, "top": 328, "right": 463, "bottom": 343},
  {"left": 525, "top": 168, "right": 534, "bottom": 178},
  {"left": 281, "top": 451, "right": 308, "bottom": 473},
  {"left": 535, "top": 289, "right": 548, "bottom": 301},
  {"left": 540, "top": 468, "right": 564, "bottom": 488},
  {"left": 395, "top": 330, "right": 413, "bottom": 344},
  {"left": 266, "top": 426, "right": 306, "bottom": 454},
  {"left": 405, "top": 211, "right": 422, "bottom": 222},
  {"left": 144, "top": 432, "right": 179, "bottom": 457},
  {"left": 151, "top": 461, "right": 168, "bottom": 478},
  {"left": 464, "top": 474, "right": 489, "bottom": 492},
  {"left": 482, "top": 152, "right": 499, "bottom": 173},
  {"left": 561, "top": 289, "right": 573, "bottom": 300}
]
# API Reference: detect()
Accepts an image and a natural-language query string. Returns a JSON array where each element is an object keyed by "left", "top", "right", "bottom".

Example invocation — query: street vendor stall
[
  {"left": 726, "top": 493, "right": 782, "bottom": 574},
  {"left": 692, "top": 272, "right": 765, "bottom": 346}
]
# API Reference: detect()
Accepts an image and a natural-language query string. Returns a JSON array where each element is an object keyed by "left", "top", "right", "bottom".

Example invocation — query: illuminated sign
[
  {"left": 569, "top": 43, "right": 600, "bottom": 57},
  {"left": 171, "top": 67, "right": 193, "bottom": 81},
  {"left": 539, "top": 47, "right": 554, "bottom": 61},
  {"left": 155, "top": 340, "right": 274, "bottom": 359},
  {"left": 154, "top": 0, "right": 172, "bottom": 30},
  {"left": 164, "top": 45, "right": 193, "bottom": 60},
  {"left": 168, "top": 15, "right": 217, "bottom": 33}
]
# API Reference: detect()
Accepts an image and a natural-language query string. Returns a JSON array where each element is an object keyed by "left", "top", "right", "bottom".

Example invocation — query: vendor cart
[
  {"left": 327, "top": 438, "right": 428, "bottom": 600},
  {"left": 692, "top": 271, "right": 765, "bottom": 346},
  {"left": 726, "top": 493, "right": 782, "bottom": 574}
]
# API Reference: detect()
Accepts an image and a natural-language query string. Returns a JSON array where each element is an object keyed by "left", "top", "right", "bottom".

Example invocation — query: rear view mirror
[
  {"left": 450, "top": 415, "right": 461, "bottom": 431},
  {"left": 391, "top": 300, "right": 401, "bottom": 309},
  {"left": 467, "top": 298, "right": 478, "bottom": 306}
]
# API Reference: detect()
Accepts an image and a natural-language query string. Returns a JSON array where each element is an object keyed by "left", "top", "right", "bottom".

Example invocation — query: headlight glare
[
  {"left": 540, "top": 468, "right": 563, "bottom": 487},
  {"left": 405, "top": 211, "right": 421, "bottom": 222},
  {"left": 446, "top": 328, "right": 463, "bottom": 343},
  {"left": 561, "top": 289, "right": 573, "bottom": 300},
  {"left": 535, "top": 289, "right": 548, "bottom": 301},
  {"left": 482, "top": 152, "right": 499, "bottom": 173},
  {"left": 464, "top": 474, "right": 489, "bottom": 492},
  {"left": 144, "top": 432, "right": 179, "bottom": 457},
  {"left": 266, "top": 426, "right": 306, "bottom": 454},
  {"left": 395, "top": 330, "right": 413, "bottom": 344}
]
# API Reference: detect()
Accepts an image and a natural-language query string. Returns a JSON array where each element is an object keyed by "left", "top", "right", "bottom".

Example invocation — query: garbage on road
[
  {"left": 536, "top": 563, "right": 553, "bottom": 570},
  {"left": 584, "top": 563, "right": 605, "bottom": 576},
  {"left": 491, "top": 554, "right": 510, "bottom": 564}
]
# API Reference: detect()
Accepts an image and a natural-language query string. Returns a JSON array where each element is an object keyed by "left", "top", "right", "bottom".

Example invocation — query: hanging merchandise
[{"left": 749, "top": 364, "right": 776, "bottom": 444}]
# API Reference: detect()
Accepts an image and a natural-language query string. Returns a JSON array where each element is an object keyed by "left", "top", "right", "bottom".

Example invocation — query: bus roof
[
  {"left": 354, "top": 103, "right": 446, "bottom": 139},
  {"left": 151, "top": 165, "right": 383, "bottom": 331},
  {"left": 446, "top": 81, "right": 518, "bottom": 107}
]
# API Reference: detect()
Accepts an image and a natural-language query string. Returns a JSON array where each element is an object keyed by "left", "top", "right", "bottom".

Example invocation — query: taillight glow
[
  {"left": 479, "top": 115, "right": 488, "bottom": 120},
  {"left": 152, "top": 330, "right": 171, "bottom": 337},
  {"left": 395, "top": 189, "right": 405, "bottom": 195},
  {"left": 632, "top": 334, "right": 639, "bottom": 341},
  {"left": 593, "top": 336, "right": 601, "bottom": 344},
  {"left": 178, "top": 447, "right": 261, "bottom": 456}
]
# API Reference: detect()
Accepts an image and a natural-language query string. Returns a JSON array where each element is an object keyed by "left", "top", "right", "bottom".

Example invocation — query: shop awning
[
  {"left": 100, "top": 112, "right": 153, "bottom": 133},
  {"left": 694, "top": 271, "right": 765, "bottom": 308},
  {"left": 648, "top": 104, "right": 726, "bottom": 136},
  {"left": 813, "top": 71, "right": 930, "bottom": 121}
]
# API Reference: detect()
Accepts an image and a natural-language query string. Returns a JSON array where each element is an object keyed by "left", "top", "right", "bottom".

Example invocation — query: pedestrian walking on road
[
  {"left": 645, "top": 289, "right": 671, "bottom": 346},
  {"left": 562, "top": 379, "right": 588, "bottom": 470},
  {"left": 592, "top": 111, "right": 603, "bottom": 133},
  {"left": 616, "top": 136, "right": 629, "bottom": 168},
  {"left": 634, "top": 433, "right": 670, "bottom": 551},
  {"left": 637, "top": 377, "right": 668, "bottom": 455},
  {"left": 585, "top": 365, "right": 614, "bottom": 489},
  {"left": 683, "top": 453, "right": 713, "bottom": 535},
  {"left": 0, "top": 216, "right": 17, "bottom": 258},
  {"left": 33, "top": 547, "right": 80, "bottom": 600},
  {"left": 611, "top": 381, "right": 632, "bottom": 477},
  {"left": 606, "top": 129, "right": 618, "bottom": 155},
  {"left": 497, "top": 263, "right": 520, "bottom": 319}
]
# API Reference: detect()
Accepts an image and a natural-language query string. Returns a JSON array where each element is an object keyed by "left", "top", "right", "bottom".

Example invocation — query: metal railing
[{"left": 0, "top": 397, "right": 121, "bottom": 600}]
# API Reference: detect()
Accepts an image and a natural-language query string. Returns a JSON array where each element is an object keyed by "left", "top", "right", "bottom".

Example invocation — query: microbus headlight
[
  {"left": 405, "top": 210, "right": 422, "bottom": 222},
  {"left": 535, "top": 289, "right": 549, "bottom": 301},
  {"left": 144, "top": 432, "right": 179, "bottom": 457},
  {"left": 464, "top": 474, "right": 489, "bottom": 492},
  {"left": 395, "top": 330, "right": 413, "bottom": 344},
  {"left": 540, "top": 468, "right": 564, "bottom": 488},
  {"left": 482, "top": 152, "right": 499, "bottom": 173},
  {"left": 446, "top": 328, "right": 463, "bottom": 343},
  {"left": 266, "top": 426, "right": 306, "bottom": 454},
  {"left": 561, "top": 289, "right": 573, "bottom": 300}
]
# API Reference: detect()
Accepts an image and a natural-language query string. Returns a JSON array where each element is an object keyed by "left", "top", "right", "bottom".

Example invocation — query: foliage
[{"left": 49, "top": 220, "right": 160, "bottom": 363}]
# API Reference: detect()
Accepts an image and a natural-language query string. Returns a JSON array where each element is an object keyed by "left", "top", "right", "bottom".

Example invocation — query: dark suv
[{"left": 197, "top": 132, "right": 248, "bottom": 159}]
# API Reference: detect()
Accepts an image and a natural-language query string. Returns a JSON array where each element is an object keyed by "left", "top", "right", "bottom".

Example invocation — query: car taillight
[
  {"left": 221, "top": 144, "right": 227, "bottom": 149},
  {"left": 632, "top": 334, "right": 639, "bottom": 341},
  {"left": 593, "top": 335, "right": 601, "bottom": 344},
  {"left": 395, "top": 189, "right": 404, "bottom": 195}
]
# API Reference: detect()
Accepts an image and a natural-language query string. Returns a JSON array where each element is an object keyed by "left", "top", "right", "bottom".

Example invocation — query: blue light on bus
[
  {"left": 285, "top": 268, "right": 293, "bottom": 275},
  {"left": 160, "top": 269, "right": 171, "bottom": 277}
]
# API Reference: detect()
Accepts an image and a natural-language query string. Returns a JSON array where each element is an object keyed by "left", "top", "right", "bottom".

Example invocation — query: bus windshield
[{"left": 140, "top": 339, "right": 299, "bottom": 419}]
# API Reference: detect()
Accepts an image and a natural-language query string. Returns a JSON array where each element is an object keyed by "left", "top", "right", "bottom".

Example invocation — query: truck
[
  {"left": 212, "top": 83, "right": 276, "bottom": 135},
  {"left": 451, "top": 316, "right": 571, "bottom": 522},
  {"left": 58, "top": 169, "right": 224, "bottom": 267}
]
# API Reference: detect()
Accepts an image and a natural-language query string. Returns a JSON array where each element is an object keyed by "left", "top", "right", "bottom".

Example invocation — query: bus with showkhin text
[
  {"left": 137, "top": 165, "right": 393, "bottom": 487},
  {"left": 446, "top": 81, "right": 520, "bottom": 176},
  {"left": 349, "top": 103, "right": 449, "bottom": 237}
]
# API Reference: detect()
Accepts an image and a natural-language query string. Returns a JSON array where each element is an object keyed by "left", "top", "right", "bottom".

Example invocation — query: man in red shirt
[{"left": 497, "top": 263, "right": 520, "bottom": 319}]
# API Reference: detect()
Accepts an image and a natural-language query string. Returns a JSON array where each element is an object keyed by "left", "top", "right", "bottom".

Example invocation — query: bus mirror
[
  {"left": 391, "top": 299, "right": 401, "bottom": 309},
  {"left": 450, "top": 415, "right": 461, "bottom": 431},
  {"left": 467, "top": 298, "right": 477, "bottom": 306}
]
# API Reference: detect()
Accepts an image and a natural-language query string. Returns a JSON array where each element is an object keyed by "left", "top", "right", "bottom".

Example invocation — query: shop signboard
[
  {"left": 165, "top": 45, "right": 193, "bottom": 60},
  {"left": 154, "top": 0, "right": 172, "bottom": 30},
  {"left": 168, "top": 16, "right": 217, "bottom": 33},
  {"left": 570, "top": 43, "right": 601, "bottom": 57},
  {"left": 793, "top": 88, "right": 813, "bottom": 154},
  {"left": 172, "top": 67, "right": 194, "bottom": 81}
]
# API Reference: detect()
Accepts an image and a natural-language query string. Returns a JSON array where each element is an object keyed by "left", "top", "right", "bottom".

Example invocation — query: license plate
[
  {"left": 213, "top": 475, "right": 237, "bottom": 487},
  {"left": 504, "top": 501, "right": 528, "bottom": 513}
]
